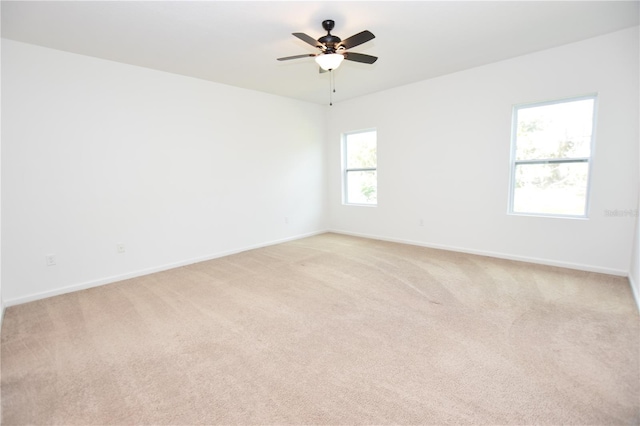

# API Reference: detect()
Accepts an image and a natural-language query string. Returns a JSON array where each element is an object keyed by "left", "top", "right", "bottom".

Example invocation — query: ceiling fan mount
[
  {"left": 321, "top": 19, "right": 335, "bottom": 32},
  {"left": 276, "top": 19, "right": 378, "bottom": 71}
]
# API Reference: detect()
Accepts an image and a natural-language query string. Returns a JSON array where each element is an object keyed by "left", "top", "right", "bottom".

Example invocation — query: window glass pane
[
  {"left": 515, "top": 98, "right": 594, "bottom": 161},
  {"left": 346, "top": 170, "right": 377, "bottom": 205},
  {"left": 513, "top": 162, "right": 589, "bottom": 216},
  {"left": 346, "top": 131, "right": 377, "bottom": 169}
]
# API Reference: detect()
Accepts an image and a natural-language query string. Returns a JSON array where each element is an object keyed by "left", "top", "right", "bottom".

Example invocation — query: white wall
[
  {"left": 631, "top": 195, "right": 639, "bottom": 309},
  {"left": 0, "top": 23, "right": 3, "bottom": 327},
  {"left": 327, "top": 27, "right": 639, "bottom": 275},
  {"left": 630, "top": 85, "right": 640, "bottom": 307},
  {"left": 2, "top": 39, "right": 327, "bottom": 305},
  {"left": 631, "top": 26, "right": 640, "bottom": 309}
]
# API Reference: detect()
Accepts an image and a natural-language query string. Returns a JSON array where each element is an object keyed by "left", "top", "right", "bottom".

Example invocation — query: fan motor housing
[{"left": 318, "top": 34, "right": 341, "bottom": 50}]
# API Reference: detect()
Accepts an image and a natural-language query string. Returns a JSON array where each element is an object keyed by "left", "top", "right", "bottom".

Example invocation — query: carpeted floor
[{"left": 1, "top": 233, "right": 639, "bottom": 425}]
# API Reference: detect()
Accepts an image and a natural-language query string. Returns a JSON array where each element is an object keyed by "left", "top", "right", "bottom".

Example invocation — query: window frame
[
  {"left": 508, "top": 94, "right": 598, "bottom": 219},
  {"left": 342, "top": 128, "right": 378, "bottom": 206}
]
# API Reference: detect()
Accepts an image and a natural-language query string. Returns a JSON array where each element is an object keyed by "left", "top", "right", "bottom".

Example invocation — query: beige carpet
[{"left": 1, "top": 233, "right": 639, "bottom": 425}]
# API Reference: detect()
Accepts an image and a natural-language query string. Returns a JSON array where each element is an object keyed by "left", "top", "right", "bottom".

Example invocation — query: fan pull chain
[
  {"left": 333, "top": 70, "right": 336, "bottom": 94},
  {"left": 329, "top": 70, "right": 333, "bottom": 106},
  {"left": 329, "top": 69, "right": 336, "bottom": 106}
]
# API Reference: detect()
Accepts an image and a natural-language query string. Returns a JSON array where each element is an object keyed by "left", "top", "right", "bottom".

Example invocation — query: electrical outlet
[
  {"left": 284, "top": 217, "right": 290, "bottom": 225},
  {"left": 45, "top": 254, "right": 56, "bottom": 266},
  {"left": 117, "top": 243, "right": 125, "bottom": 254},
  {"left": 419, "top": 218, "right": 424, "bottom": 227}
]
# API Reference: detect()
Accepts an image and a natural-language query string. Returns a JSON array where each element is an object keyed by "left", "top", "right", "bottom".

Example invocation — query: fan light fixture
[{"left": 315, "top": 53, "right": 344, "bottom": 71}]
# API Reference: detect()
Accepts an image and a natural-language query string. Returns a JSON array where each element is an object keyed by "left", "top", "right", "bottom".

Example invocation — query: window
[
  {"left": 509, "top": 95, "right": 596, "bottom": 217},
  {"left": 343, "top": 129, "right": 377, "bottom": 205}
]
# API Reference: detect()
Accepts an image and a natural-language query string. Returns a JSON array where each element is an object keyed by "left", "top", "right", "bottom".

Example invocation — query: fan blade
[
  {"left": 338, "top": 30, "right": 375, "bottom": 50},
  {"left": 343, "top": 52, "right": 378, "bottom": 64},
  {"left": 277, "top": 54, "right": 316, "bottom": 61},
  {"left": 292, "top": 32, "right": 323, "bottom": 49}
]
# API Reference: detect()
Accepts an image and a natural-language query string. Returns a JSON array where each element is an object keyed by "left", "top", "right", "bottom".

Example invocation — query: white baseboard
[
  {"left": 629, "top": 275, "right": 640, "bottom": 313},
  {"left": 328, "top": 229, "right": 628, "bottom": 277},
  {"left": 5, "top": 229, "right": 632, "bottom": 309},
  {"left": 4, "top": 230, "right": 327, "bottom": 308},
  {"left": 0, "top": 298, "right": 5, "bottom": 330}
]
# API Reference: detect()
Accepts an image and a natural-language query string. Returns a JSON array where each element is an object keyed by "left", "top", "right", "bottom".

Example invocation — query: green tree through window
[
  {"left": 510, "top": 96, "right": 596, "bottom": 216},
  {"left": 343, "top": 130, "right": 377, "bottom": 205}
]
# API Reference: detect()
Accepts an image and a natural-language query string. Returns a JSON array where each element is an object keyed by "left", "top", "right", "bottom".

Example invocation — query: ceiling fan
[{"left": 277, "top": 19, "right": 377, "bottom": 72}]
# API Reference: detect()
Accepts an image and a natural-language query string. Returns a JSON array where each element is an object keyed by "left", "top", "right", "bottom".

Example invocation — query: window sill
[
  {"left": 508, "top": 211, "right": 589, "bottom": 220},
  {"left": 344, "top": 203, "right": 377, "bottom": 207}
]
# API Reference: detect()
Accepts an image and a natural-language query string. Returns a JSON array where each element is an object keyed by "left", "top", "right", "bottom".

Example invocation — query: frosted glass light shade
[{"left": 315, "top": 53, "right": 344, "bottom": 71}]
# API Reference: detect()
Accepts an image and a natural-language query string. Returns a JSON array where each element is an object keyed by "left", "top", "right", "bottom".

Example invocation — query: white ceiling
[{"left": 2, "top": 1, "right": 639, "bottom": 105}]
